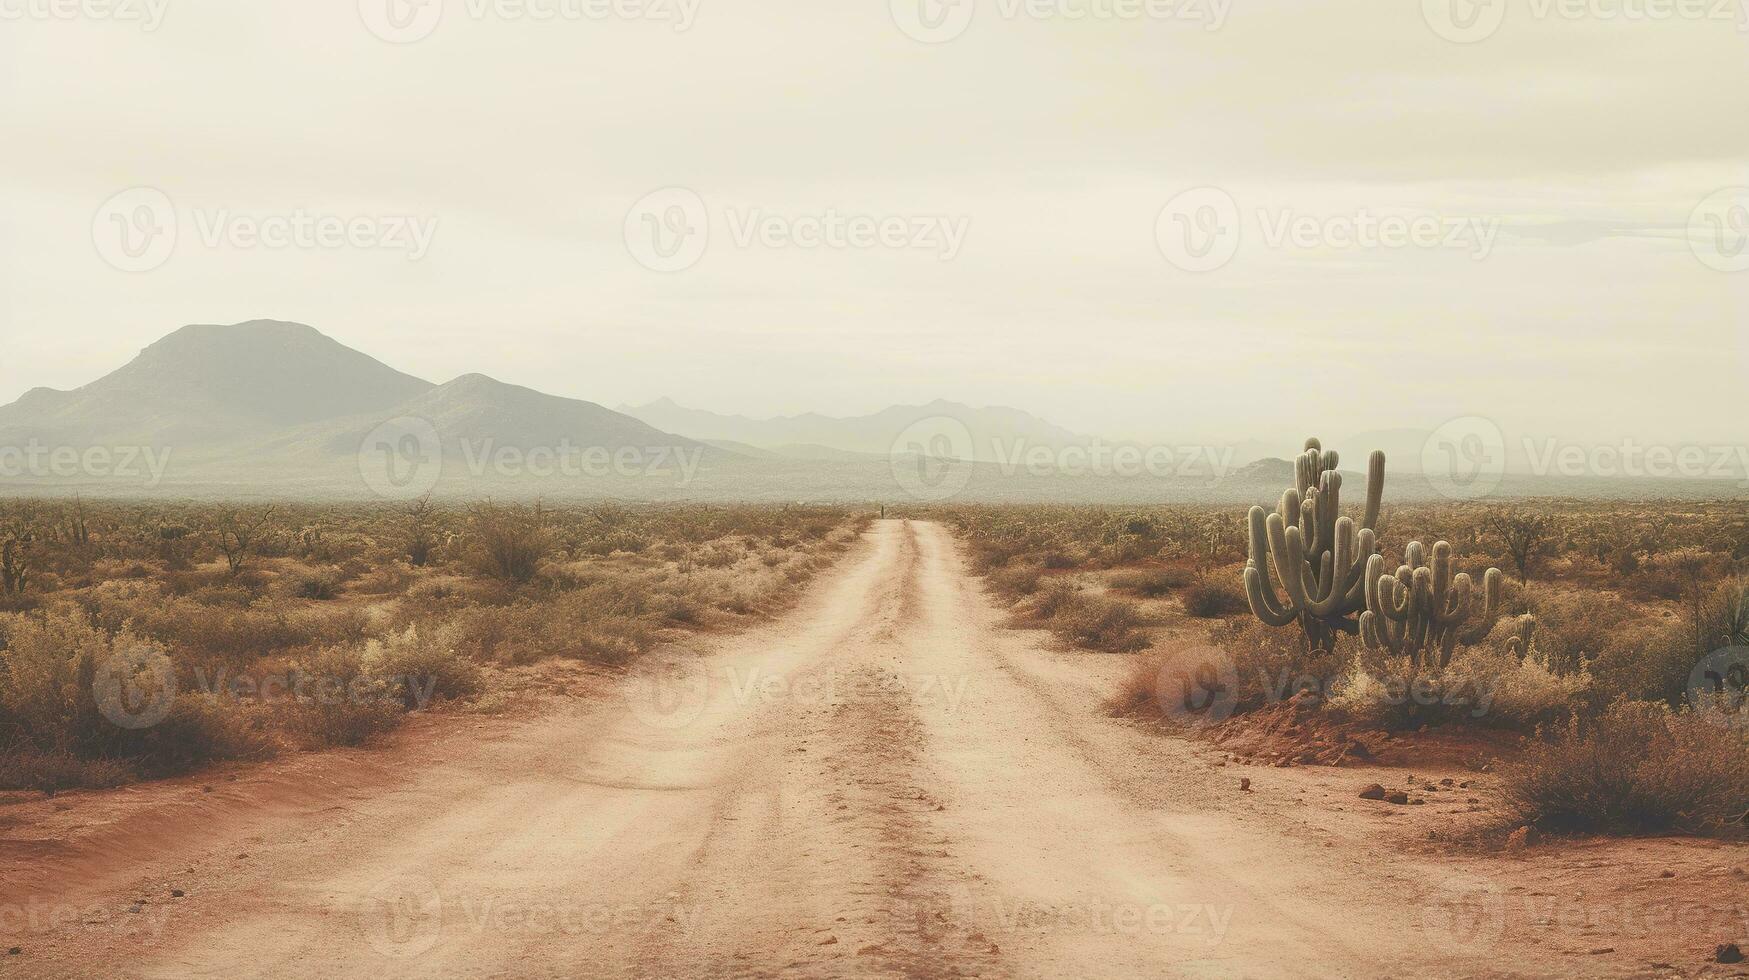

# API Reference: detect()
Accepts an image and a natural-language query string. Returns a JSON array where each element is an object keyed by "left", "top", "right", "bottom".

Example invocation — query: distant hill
[
  {"left": 0, "top": 320, "right": 718, "bottom": 496},
  {"left": 620, "top": 397, "right": 1087, "bottom": 462},
  {"left": 318, "top": 374, "right": 696, "bottom": 454},
  {"left": 2, "top": 321, "right": 1742, "bottom": 503},
  {"left": 0, "top": 320, "right": 431, "bottom": 447},
  {"left": 1223, "top": 457, "right": 1295, "bottom": 486}
]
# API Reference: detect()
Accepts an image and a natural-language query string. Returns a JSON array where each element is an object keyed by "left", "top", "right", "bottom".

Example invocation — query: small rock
[
  {"left": 171, "top": 889, "right": 185, "bottom": 898},
  {"left": 201, "top": 785, "right": 213, "bottom": 793},
  {"left": 819, "top": 935, "right": 838, "bottom": 946},
  {"left": 7, "top": 946, "right": 21, "bottom": 956},
  {"left": 1410, "top": 798, "right": 1426, "bottom": 806},
  {"left": 1439, "top": 778, "right": 1455, "bottom": 786},
  {"left": 1587, "top": 947, "right": 1614, "bottom": 955},
  {"left": 1659, "top": 869, "right": 1676, "bottom": 879},
  {"left": 1358, "top": 784, "right": 1387, "bottom": 801},
  {"left": 1239, "top": 778, "right": 1252, "bottom": 792},
  {"left": 1385, "top": 791, "right": 1410, "bottom": 805},
  {"left": 1717, "top": 943, "right": 1743, "bottom": 964},
  {"left": 1346, "top": 740, "right": 1373, "bottom": 760}
]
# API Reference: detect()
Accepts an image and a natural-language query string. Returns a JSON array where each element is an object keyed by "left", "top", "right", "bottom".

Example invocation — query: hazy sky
[{"left": 1, "top": 0, "right": 1745, "bottom": 447}]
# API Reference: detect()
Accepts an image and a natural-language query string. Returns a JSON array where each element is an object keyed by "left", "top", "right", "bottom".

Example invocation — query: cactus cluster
[
  {"left": 1243, "top": 439, "right": 1386, "bottom": 652},
  {"left": 1358, "top": 540, "right": 1505, "bottom": 669},
  {"left": 1244, "top": 437, "right": 1516, "bottom": 663}
]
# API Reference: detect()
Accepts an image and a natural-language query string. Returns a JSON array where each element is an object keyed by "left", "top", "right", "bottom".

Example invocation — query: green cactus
[
  {"left": 1358, "top": 540, "right": 1509, "bottom": 669},
  {"left": 1243, "top": 438, "right": 1387, "bottom": 652}
]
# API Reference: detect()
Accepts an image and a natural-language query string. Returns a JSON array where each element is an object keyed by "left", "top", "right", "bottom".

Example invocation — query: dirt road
[{"left": 0, "top": 521, "right": 1712, "bottom": 978}]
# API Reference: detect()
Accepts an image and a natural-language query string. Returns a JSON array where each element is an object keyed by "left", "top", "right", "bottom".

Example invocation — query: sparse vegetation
[
  {"left": 1501, "top": 700, "right": 1749, "bottom": 835},
  {"left": 1181, "top": 579, "right": 1247, "bottom": 618},
  {"left": 0, "top": 500, "right": 868, "bottom": 790},
  {"left": 926, "top": 442, "right": 1749, "bottom": 838}
]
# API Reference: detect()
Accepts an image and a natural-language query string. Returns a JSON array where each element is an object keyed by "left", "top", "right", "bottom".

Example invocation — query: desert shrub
[
  {"left": 284, "top": 646, "right": 404, "bottom": 748},
  {"left": 987, "top": 564, "right": 1043, "bottom": 598},
  {"left": 1039, "top": 551, "right": 1078, "bottom": 570},
  {"left": 1461, "top": 645, "right": 1589, "bottom": 728},
  {"left": 1501, "top": 700, "right": 1749, "bottom": 834},
  {"left": 1213, "top": 620, "right": 1346, "bottom": 711},
  {"left": 1181, "top": 579, "right": 1247, "bottom": 618},
  {"left": 0, "top": 608, "right": 275, "bottom": 778},
  {"left": 351, "top": 562, "right": 413, "bottom": 596},
  {"left": 90, "top": 594, "right": 372, "bottom": 679},
  {"left": 0, "top": 608, "right": 121, "bottom": 757},
  {"left": 370, "top": 625, "right": 482, "bottom": 708},
  {"left": 127, "top": 694, "right": 278, "bottom": 775},
  {"left": 1112, "top": 623, "right": 1345, "bottom": 722},
  {"left": 290, "top": 568, "right": 342, "bottom": 600},
  {"left": 572, "top": 618, "right": 660, "bottom": 665},
  {"left": 0, "top": 501, "right": 865, "bottom": 783},
  {"left": 1326, "top": 644, "right": 1586, "bottom": 731},
  {"left": 1625, "top": 567, "right": 1686, "bottom": 602},
  {"left": 466, "top": 503, "right": 553, "bottom": 585},
  {"left": 1051, "top": 594, "right": 1148, "bottom": 653},
  {"left": 1587, "top": 619, "right": 1702, "bottom": 708},
  {"left": 446, "top": 604, "right": 550, "bottom": 664},
  {"left": 1524, "top": 586, "right": 1639, "bottom": 674},
  {"left": 1017, "top": 580, "right": 1083, "bottom": 622},
  {"left": 1109, "top": 566, "right": 1193, "bottom": 598},
  {"left": 1701, "top": 578, "right": 1749, "bottom": 649},
  {"left": 0, "top": 750, "right": 132, "bottom": 792},
  {"left": 1008, "top": 579, "right": 1149, "bottom": 652}
]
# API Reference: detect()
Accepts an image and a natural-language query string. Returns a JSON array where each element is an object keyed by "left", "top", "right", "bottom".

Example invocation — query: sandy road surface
[{"left": 0, "top": 521, "right": 1712, "bottom": 978}]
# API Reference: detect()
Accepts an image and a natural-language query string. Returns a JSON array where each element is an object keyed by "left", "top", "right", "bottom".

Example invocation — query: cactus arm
[
  {"left": 1457, "top": 567, "right": 1506, "bottom": 644},
  {"left": 1431, "top": 542, "right": 1454, "bottom": 609},
  {"left": 1362, "top": 554, "right": 1387, "bottom": 614},
  {"left": 1306, "top": 517, "right": 1354, "bottom": 616},
  {"left": 1434, "top": 573, "right": 1473, "bottom": 625},
  {"left": 1275, "top": 523, "right": 1313, "bottom": 613},
  {"left": 1244, "top": 565, "right": 1298, "bottom": 627},
  {"left": 1243, "top": 506, "right": 1298, "bottom": 627},
  {"left": 1362, "top": 451, "right": 1385, "bottom": 537}
]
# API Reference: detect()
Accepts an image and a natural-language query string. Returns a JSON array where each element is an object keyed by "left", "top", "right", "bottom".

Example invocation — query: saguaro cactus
[
  {"left": 1243, "top": 439, "right": 1387, "bottom": 652},
  {"left": 1358, "top": 540, "right": 1508, "bottom": 669}
]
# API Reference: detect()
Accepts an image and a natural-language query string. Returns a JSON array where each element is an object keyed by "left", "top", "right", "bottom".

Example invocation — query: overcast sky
[{"left": 1, "top": 0, "right": 1745, "bottom": 449}]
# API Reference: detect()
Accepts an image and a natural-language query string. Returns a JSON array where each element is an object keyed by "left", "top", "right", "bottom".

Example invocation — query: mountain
[
  {"left": 299, "top": 374, "right": 702, "bottom": 456},
  {"left": 0, "top": 321, "right": 715, "bottom": 496},
  {"left": 3, "top": 321, "right": 1735, "bottom": 503},
  {"left": 0, "top": 320, "right": 432, "bottom": 446},
  {"left": 620, "top": 397, "right": 1088, "bottom": 462},
  {"left": 1223, "top": 457, "right": 1295, "bottom": 486}
]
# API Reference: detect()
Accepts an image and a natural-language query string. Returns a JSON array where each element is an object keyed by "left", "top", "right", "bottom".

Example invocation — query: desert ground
[{"left": 4, "top": 519, "right": 1745, "bottom": 979}]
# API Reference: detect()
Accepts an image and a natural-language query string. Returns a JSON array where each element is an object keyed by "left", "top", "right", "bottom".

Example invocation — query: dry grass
[
  {"left": 0, "top": 501, "right": 869, "bottom": 789},
  {"left": 1501, "top": 700, "right": 1749, "bottom": 835},
  {"left": 1181, "top": 579, "right": 1247, "bottom": 618},
  {"left": 940, "top": 499, "right": 1749, "bottom": 836},
  {"left": 1108, "top": 566, "right": 1194, "bottom": 597}
]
